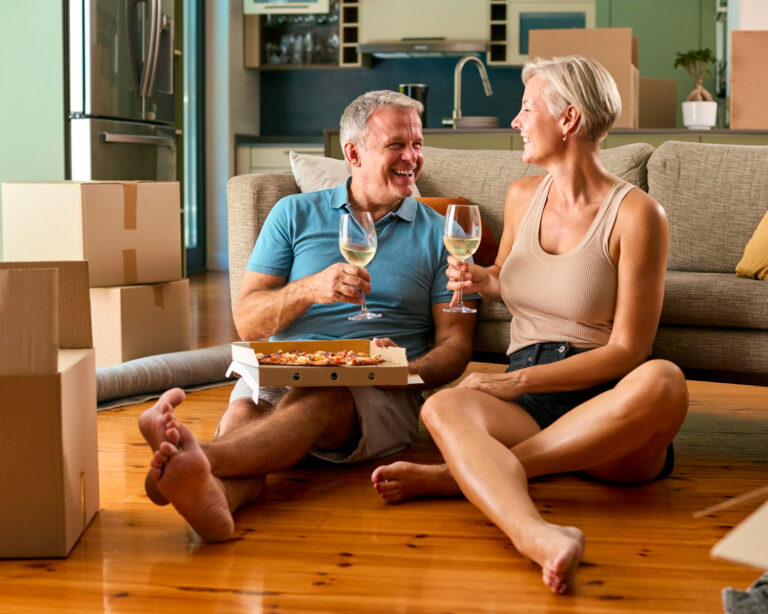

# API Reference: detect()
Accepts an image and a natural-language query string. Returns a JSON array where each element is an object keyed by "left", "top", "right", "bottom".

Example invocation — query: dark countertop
[
  {"left": 236, "top": 128, "right": 768, "bottom": 148},
  {"left": 235, "top": 134, "right": 325, "bottom": 145}
]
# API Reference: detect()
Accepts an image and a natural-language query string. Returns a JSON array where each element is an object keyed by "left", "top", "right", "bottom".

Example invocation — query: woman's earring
[{"left": 562, "top": 133, "right": 567, "bottom": 142}]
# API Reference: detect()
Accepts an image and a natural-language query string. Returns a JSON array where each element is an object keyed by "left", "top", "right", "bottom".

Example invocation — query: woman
[{"left": 371, "top": 56, "right": 689, "bottom": 594}]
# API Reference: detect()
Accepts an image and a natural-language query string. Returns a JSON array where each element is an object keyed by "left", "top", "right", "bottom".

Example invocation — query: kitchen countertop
[{"left": 235, "top": 134, "right": 324, "bottom": 146}]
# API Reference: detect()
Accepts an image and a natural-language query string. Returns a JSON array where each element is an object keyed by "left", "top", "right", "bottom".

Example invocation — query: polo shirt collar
[{"left": 330, "top": 177, "right": 418, "bottom": 222}]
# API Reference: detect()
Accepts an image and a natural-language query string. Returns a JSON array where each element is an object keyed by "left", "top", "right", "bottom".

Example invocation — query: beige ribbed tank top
[{"left": 499, "top": 174, "right": 634, "bottom": 355}]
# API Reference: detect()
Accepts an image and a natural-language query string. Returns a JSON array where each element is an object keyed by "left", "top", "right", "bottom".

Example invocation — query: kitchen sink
[{"left": 452, "top": 116, "right": 499, "bottom": 129}]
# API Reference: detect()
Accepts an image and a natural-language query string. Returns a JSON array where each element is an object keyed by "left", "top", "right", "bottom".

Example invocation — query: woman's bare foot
[
  {"left": 150, "top": 421, "right": 235, "bottom": 543},
  {"left": 138, "top": 388, "right": 186, "bottom": 505},
  {"left": 518, "top": 523, "right": 585, "bottom": 594},
  {"left": 371, "top": 462, "right": 461, "bottom": 503}
]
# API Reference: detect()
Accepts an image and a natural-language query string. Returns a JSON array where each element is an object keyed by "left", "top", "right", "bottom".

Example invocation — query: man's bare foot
[
  {"left": 150, "top": 421, "right": 235, "bottom": 543},
  {"left": 519, "top": 523, "right": 585, "bottom": 594},
  {"left": 138, "top": 388, "right": 186, "bottom": 506},
  {"left": 371, "top": 461, "right": 461, "bottom": 503}
]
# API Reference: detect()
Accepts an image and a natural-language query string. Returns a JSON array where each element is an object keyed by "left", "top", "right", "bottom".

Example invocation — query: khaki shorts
[{"left": 229, "top": 378, "right": 423, "bottom": 463}]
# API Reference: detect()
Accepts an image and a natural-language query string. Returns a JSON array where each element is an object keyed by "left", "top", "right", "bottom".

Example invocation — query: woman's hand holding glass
[{"left": 443, "top": 204, "right": 482, "bottom": 313}]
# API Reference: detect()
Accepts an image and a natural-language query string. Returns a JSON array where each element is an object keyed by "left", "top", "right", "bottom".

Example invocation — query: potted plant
[{"left": 674, "top": 48, "right": 718, "bottom": 129}]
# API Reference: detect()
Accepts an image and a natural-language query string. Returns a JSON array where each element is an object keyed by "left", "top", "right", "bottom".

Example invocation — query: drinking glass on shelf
[
  {"left": 443, "top": 204, "right": 481, "bottom": 313},
  {"left": 339, "top": 212, "right": 382, "bottom": 321}
]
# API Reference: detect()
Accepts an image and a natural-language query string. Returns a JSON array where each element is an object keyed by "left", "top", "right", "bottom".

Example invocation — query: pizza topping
[{"left": 253, "top": 349, "right": 385, "bottom": 366}]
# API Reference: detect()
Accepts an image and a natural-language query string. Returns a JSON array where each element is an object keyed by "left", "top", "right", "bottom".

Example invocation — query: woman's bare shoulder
[
  {"left": 507, "top": 174, "right": 547, "bottom": 198},
  {"left": 618, "top": 185, "right": 667, "bottom": 228},
  {"left": 504, "top": 174, "right": 547, "bottom": 213}
]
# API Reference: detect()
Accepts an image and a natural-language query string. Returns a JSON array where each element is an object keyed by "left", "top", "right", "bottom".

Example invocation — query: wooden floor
[{"left": 1, "top": 272, "right": 767, "bottom": 613}]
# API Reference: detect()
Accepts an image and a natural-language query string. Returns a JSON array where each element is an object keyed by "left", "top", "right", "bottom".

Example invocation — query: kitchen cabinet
[
  {"left": 236, "top": 144, "right": 324, "bottom": 176},
  {"left": 487, "top": 0, "right": 597, "bottom": 66},
  {"left": 359, "top": 0, "right": 486, "bottom": 45},
  {"left": 244, "top": 0, "right": 364, "bottom": 69}
]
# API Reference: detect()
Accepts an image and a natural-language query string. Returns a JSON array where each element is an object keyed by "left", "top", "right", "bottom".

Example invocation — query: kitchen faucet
[{"left": 443, "top": 56, "right": 494, "bottom": 127}]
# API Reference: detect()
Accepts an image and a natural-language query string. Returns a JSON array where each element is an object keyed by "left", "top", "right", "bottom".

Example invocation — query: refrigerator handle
[
  {"left": 101, "top": 132, "right": 176, "bottom": 147},
  {"left": 125, "top": 0, "right": 143, "bottom": 94},
  {"left": 140, "top": 0, "right": 161, "bottom": 98}
]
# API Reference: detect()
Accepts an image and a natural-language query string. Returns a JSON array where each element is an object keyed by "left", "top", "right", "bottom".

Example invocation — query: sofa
[{"left": 227, "top": 141, "right": 768, "bottom": 384}]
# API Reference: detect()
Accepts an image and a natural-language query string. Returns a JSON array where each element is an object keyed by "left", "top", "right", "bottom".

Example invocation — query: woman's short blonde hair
[{"left": 522, "top": 55, "right": 621, "bottom": 142}]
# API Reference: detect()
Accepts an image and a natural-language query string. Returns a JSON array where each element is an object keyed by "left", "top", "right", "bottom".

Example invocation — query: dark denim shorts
[
  {"left": 507, "top": 342, "right": 674, "bottom": 480},
  {"left": 507, "top": 342, "right": 618, "bottom": 430}
]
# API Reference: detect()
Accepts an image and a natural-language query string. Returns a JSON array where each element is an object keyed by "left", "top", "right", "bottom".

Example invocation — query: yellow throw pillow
[{"left": 736, "top": 208, "right": 768, "bottom": 280}]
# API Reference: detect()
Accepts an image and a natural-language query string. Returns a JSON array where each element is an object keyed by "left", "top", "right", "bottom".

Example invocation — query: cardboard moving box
[
  {"left": 730, "top": 31, "right": 768, "bottom": 130},
  {"left": 1, "top": 181, "right": 182, "bottom": 287},
  {"left": 90, "top": 278, "right": 191, "bottom": 368},
  {"left": 711, "top": 498, "right": 768, "bottom": 570},
  {"left": 529, "top": 28, "right": 640, "bottom": 129},
  {"left": 639, "top": 77, "right": 678, "bottom": 129},
  {"left": 0, "top": 263, "right": 99, "bottom": 559}
]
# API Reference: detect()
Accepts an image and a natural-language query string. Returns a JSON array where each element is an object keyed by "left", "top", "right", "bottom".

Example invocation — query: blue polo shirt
[{"left": 246, "top": 181, "right": 458, "bottom": 361}]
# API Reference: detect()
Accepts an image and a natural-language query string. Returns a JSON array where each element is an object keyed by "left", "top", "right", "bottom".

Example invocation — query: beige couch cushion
[
  {"left": 647, "top": 141, "right": 768, "bottom": 273},
  {"left": 662, "top": 271, "right": 768, "bottom": 330},
  {"left": 416, "top": 143, "right": 654, "bottom": 240},
  {"left": 227, "top": 173, "right": 299, "bottom": 311}
]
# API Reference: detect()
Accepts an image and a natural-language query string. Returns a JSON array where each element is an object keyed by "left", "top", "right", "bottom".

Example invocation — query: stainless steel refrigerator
[{"left": 68, "top": 0, "right": 176, "bottom": 181}]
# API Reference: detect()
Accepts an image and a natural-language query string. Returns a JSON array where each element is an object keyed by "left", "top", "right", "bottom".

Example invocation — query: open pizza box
[{"left": 227, "top": 339, "right": 423, "bottom": 401}]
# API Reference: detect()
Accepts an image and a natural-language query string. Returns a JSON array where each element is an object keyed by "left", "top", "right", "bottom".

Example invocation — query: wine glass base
[
  {"left": 442, "top": 305, "right": 477, "bottom": 314},
  {"left": 348, "top": 311, "right": 383, "bottom": 320}
]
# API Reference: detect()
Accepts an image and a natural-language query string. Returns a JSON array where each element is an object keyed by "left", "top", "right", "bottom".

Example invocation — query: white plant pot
[{"left": 682, "top": 101, "right": 718, "bottom": 130}]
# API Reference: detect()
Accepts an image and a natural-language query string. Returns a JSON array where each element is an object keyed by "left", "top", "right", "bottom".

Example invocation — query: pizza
[{"left": 253, "top": 349, "right": 386, "bottom": 367}]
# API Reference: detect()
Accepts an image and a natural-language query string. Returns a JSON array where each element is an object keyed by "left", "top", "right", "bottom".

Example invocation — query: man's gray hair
[
  {"left": 340, "top": 90, "right": 423, "bottom": 149},
  {"left": 522, "top": 55, "right": 621, "bottom": 142}
]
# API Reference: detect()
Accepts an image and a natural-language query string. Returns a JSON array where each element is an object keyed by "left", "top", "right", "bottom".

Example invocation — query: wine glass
[
  {"left": 443, "top": 204, "right": 481, "bottom": 313},
  {"left": 339, "top": 211, "right": 382, "bottom": 320}
]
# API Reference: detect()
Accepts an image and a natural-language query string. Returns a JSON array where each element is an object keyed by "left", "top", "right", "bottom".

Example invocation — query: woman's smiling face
[{"left": 511, "top": 75, "right": 564, "bottom": 165}]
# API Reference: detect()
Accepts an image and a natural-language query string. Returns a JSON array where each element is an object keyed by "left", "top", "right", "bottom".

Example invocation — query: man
[{"left": 138, "top": 90, "right": 476, "bottom": 542}]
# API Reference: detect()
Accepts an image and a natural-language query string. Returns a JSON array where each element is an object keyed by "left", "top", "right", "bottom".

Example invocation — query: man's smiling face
[{"left": 352, "top": 106, "right": 423, "bottom": 208}]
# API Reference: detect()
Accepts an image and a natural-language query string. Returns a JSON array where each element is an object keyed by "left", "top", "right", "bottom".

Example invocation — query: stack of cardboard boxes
[
  {"left": 0, "top": 261, "right": 99, "bottom": 557},
  {"left": 1, "top": 181, "right": 190, "bottom": 368},
  {"left": 529, "top": 27, "right": 678, "bottom": 130}
]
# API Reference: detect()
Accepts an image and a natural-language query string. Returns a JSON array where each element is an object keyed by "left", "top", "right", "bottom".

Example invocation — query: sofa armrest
[{"left": 226, "top": 173, "right": 299, "bottom": 316}]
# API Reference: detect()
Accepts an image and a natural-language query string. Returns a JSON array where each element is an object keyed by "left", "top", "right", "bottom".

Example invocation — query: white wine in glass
[
  {"left": 443, "top": 203, "right": 481, "bottom": 313},
  {"left": 339, "top": 211, "right": 382, "bottom": 320}
]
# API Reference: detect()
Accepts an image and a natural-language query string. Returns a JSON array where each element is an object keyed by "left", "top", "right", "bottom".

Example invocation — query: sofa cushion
[
  {"left": 289, "top": 151, "right": 422, "bottom": 197},
  {"left": 662, "top": 270, "right": 768, "bottom": 330},
  {"left": 415, "top": 196, "right": 499, "bottom": 265},
  {"left": 417, "top": 143, "right": 654, "bottom": 241},
  {"left": 647, "top": 141, "right": 768, "bottom": 273},
  {"left": 736, "top": 207, "right": 768, "bottom": 280},
  {"left": 227, "top": 173, "right": 299, "bottom": 311}
]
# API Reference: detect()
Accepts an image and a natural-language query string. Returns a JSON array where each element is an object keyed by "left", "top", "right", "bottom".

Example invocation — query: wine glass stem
[
  {"left": 360, "top": 293, "right": 368, "bottom": 313},
  {"left": 455, "top": 287, "right": 464, "bottom": 307}
]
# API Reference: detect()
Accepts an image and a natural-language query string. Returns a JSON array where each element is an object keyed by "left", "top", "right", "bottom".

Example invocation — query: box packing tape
[
  {"left": 153, "top": 285, "right": 165, "bottom": 308},
  {"left": 80, "top": 471, "right": 87, "bottom": 531},
  {"left": 122, "top": 249, "right": 138, "bottom": 285},
  {"left": 121, "top": 183, "right": 139, "bottom": 284},
  {"left": 123, "top": 183, "right": 138, "bottom": 230}
]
